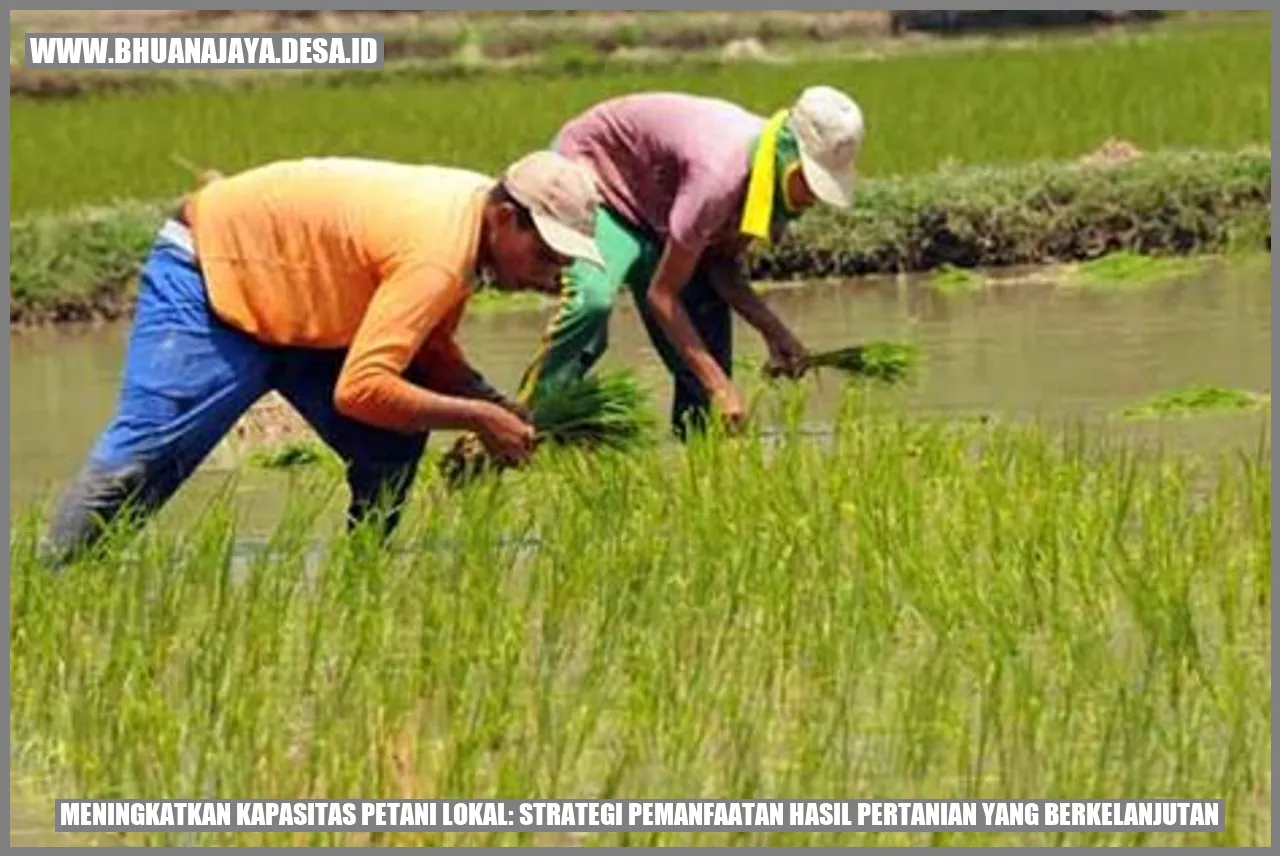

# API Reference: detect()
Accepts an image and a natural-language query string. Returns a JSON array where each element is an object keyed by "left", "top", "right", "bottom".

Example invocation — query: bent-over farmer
[
  {"left": 516, "top": 86, "right": 865, "bottom": 438},
  {"left": 45, "top": 151, "right": 605, "bottom": 565}
]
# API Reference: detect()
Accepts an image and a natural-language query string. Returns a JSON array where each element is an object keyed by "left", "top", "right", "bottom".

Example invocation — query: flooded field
[
  {"left": 10, "top": 259, "right": 1272, "bottom": 518},
  {"left": 10, "top": 258, "right": 1272, "bottom": 847}
]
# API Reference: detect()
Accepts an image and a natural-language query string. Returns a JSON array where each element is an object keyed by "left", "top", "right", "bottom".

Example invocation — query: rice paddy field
[
  {"left": 7, "top": 9, "right": 1273, "bottom": 848},
  {"left": 10, "top": 388, "right": 1273, "bottom": 847},
  {"left": 9, "top": 19, "right": 1270, "bottom": 215}
]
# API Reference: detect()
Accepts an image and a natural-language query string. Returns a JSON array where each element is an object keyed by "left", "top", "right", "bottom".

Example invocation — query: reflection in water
[{"left": 10, "top": 262, "right": 1272, "bottom": 516}]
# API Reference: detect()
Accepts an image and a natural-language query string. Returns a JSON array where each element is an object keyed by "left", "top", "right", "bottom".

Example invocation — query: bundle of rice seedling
[
  {"left": 438, "top": 369, "right": 657, "bottom": 489},
  {"left": 530, "top": 369, "right": 658, "bottom": 450},
  {"left": 766, "top": 341, "right": 921, "bottom": 385}
]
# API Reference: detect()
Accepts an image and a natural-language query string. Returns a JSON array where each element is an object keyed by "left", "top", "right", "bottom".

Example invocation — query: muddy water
[{"left": 9, "top": 260, "right": 1272, "bottom": 518}]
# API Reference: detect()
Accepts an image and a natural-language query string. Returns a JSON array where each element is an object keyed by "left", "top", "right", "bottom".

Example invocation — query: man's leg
[
  {"left": 45, "top": 231, "right": 273, "bottom": 565},
  {"left": 515, "top": 205, "right": 655, "bottom": 407},
  {"left": 273, "top": 352, "right": 429, "bottom": 540},
  {"left": 629, "top": 264, "right": 734, "bottom": 441}
]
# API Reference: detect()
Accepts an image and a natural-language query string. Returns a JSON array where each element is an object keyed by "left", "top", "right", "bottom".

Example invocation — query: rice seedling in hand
[
  {"left": 766, "top": 340, "right": 921, "bottom": 385},
  {"left": 529, "top": 369, "right": 659, "bottom": 450},
  {"left": 439, "top": 369, "right": 658, "bottom": 489}
]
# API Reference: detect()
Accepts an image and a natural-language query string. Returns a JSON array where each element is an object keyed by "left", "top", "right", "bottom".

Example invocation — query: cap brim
[
  {"left": 531, "top": 211, "right": 606, "bottom": 269},
  {"left": 799, "top": 150, "right": 855, "bottom": 209}
]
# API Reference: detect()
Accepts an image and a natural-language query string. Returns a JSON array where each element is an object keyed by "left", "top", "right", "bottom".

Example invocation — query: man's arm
[
  {"left": 643, "top": 173, "right": 758, "bottom": 410},
  {"left": 412, "top": 331, "right": 525, "bottom": 415},
  {"left": 645, "top": 239, "right": 736, "bottom": 404},
  {"left": 702, "top": 243, "right": 783, "bottom": 338},
  {"left": 408, "top": 300, "right": 530, "bottom": 417},
  {"left": 333, "top": 262, "right": 507, "bottom": 435},
  {"left": 703, "top": 240, "right": 809, "bottom": 377}
]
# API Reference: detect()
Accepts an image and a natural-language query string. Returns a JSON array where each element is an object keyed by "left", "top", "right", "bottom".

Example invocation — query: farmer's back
[
  {"left": 188, "top": 157, "right": 493, "bottom": 348},
  {"left": 555, "top": 92, "right": 765, "bottom": 246}
]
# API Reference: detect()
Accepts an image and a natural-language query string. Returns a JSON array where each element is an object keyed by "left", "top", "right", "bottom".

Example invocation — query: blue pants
[{"left": 45, "top": 223, "right": 430, "bottom": 564}]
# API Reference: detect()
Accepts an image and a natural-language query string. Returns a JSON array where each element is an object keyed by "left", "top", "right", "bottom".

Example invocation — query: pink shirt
[{"left": 554, "top": 92, "right": 766, "bottom": 252}]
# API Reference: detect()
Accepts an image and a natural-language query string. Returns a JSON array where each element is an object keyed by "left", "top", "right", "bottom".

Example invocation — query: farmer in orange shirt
[{"left": 45, "top": 152, "right": 605, "bottom": 565}]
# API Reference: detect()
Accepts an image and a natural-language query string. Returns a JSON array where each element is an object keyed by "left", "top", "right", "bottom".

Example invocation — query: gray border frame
[{"left": 6, "top": 0, "right": 1274, "bottom": 853}]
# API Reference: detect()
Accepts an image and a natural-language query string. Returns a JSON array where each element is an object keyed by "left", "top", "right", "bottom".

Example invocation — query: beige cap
[
  {"left": 788, "top": 85, "right": 865, "bottom": 209},
  {"left": 501, "top": 150, "right": 606, "bottom": 268}
]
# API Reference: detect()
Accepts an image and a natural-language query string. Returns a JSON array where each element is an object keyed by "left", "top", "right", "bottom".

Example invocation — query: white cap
[
  {"left": 788, "top": 85, "right": 865, "bottom": 209},
  {"left": 501, "top": 151, "right": 606, "bottom": 268}
]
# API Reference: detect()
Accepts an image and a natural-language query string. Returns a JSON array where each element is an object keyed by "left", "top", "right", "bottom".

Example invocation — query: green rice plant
[
  {"left": 530, "top": 369, "right": 659, "bottom": 450},
  {"left": 931, "top": 263, "right": 988, "bottom": 293},
  {"left": 805, "top": 341, "right": 921, "bottom": 384},
  {"left": 247, "top": 440, "right": 335, "bottom": 471},
  {"left": 1120, "top": 385, "right": 1271, "bottom": 420},
  {"left": 9, "top": 390, "right": 1270, "bottom": 846},
  {"left": 766, "top": 341, "right": 921, "bottom": 385},
  {"left": 1070, "top": 251, "right": 1212, "bottom": 287},
  {"left": 438, "top": 369, "right": 658, "bottom": 489}
]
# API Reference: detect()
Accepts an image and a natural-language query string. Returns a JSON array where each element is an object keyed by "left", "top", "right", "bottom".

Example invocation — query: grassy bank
[
  {"left": 10, "top": 21, "right": 1269, "bottom": 215},
  {"left": 11, "top": 148, "right": 1271, "bottom": 328},
  {"left": 10, "top": 392, "right": 1271, "bottom": 846},
  {"left": 753, "top": 148, "right": 1271, "bottom": 280}
]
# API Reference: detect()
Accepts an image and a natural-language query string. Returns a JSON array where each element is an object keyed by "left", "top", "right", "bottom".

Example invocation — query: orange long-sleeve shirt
[{"left": 187, "top": 157, "right": 495, "bottom": 433}]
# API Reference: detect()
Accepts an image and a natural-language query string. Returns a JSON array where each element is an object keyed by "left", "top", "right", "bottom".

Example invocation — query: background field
[{"left": 10, "top": 20, "right": 1270, "bottom": 215}]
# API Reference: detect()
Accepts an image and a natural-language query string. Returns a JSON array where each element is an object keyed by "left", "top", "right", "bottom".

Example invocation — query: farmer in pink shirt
[{"left": 516, "top": 86, "right": 865, "bottom": 438}]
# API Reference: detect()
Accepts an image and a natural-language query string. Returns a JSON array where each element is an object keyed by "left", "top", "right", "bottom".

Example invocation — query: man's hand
[
  {"left": 764, "top": 325, "right": 810, "bottom": 379},
  {"left": 435, "top": 365, "right": 536, "bottom": 425},
  {"left": 473, "top": 402, "right": 536, "bottom": 465},
  {"left": 712, "top": 382, "right": 748, "bottom": 434},
  {"left": 646, "top": 240, "right": 741, "bottom": 414},
  {"left": 495, "top": 396, "right": 534, "bottom": 424},
  {"left": 702, "top": 246, "right": 808, "bottom": 379}
]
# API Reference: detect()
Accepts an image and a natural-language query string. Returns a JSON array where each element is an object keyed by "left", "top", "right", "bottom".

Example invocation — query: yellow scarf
[{"left": 739, "top": 109, "right": 790, "bottom": 244}]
